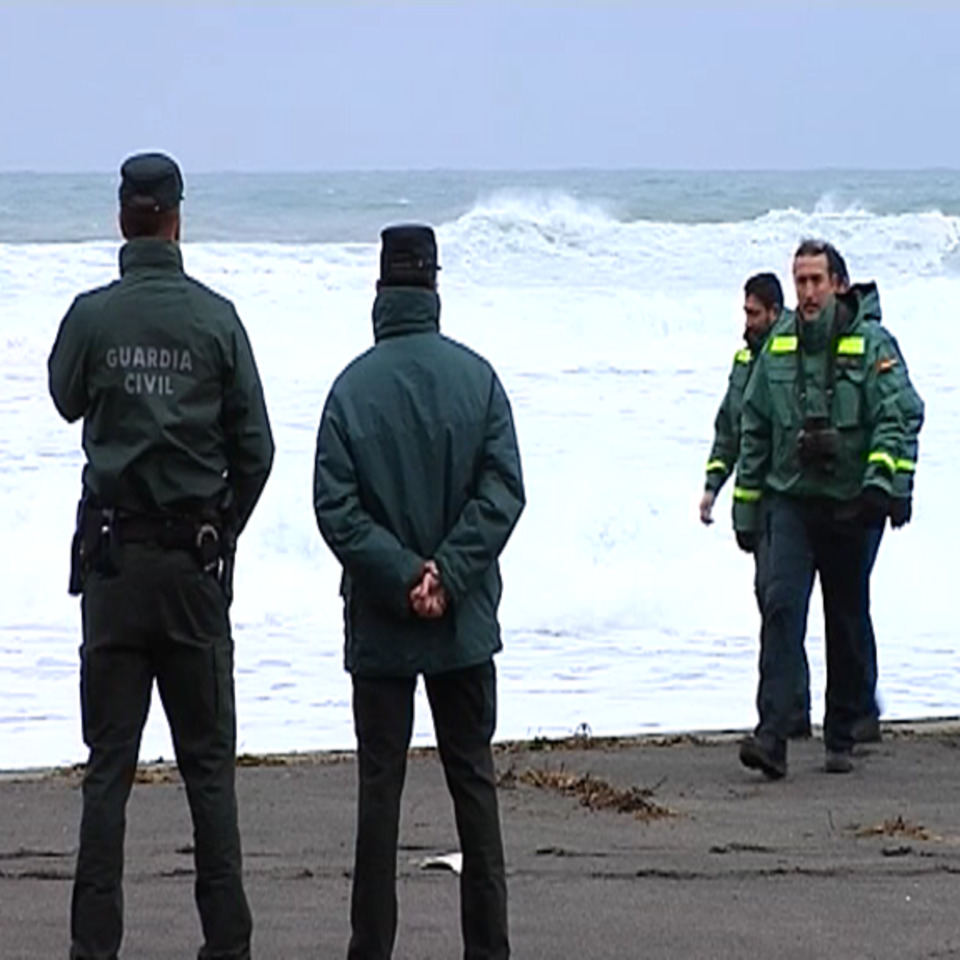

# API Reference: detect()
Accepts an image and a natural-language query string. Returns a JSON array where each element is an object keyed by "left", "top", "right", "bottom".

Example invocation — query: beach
[{"left": 4, "top": 721, "right": 960, "bottom": 958}]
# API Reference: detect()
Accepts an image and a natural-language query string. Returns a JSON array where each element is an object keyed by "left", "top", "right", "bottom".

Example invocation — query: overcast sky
[{"left": 1, "top": 2, "right": 957, "bottom": 172}]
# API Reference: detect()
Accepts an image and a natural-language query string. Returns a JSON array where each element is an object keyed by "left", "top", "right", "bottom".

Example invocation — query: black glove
[
  {"left": 889, "top": 497, "right": 912, "bottom": 529},
  {"left": 736, "top": 530, "right": 758, "bottom": 553},
  {"left": 858, "top": 486, "right": 891, "bottom": 528}
]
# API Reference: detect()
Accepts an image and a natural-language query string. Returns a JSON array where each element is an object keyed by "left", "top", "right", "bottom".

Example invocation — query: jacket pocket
[
  {"left": 767, "top": 363, "right": 800, "bottom": 478},
  {"left": 833, "top": 364, "right": 865, "bottom": 428},
  {"left": 767, "top": 362, "right": 799, "bottom": 427}
]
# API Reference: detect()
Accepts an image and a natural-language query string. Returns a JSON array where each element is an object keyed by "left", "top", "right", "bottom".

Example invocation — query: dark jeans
[
  {"left": 71, "top": 544, "right": 251, "bottom": 960},
  {"left": 755, "top": 496, "right": 871, "bottom": 753},
  {"left": 754, "top": 509, "right": 884, "bottom": 727},
  {"left": 754, "top": 529, "right": 809, "bottom": 724},
  {"left": 348, "top": 661, "right": 508, "bottom": 960}
]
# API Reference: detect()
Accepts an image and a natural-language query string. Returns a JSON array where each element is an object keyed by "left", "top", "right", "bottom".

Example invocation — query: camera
[{"left": 797, "top": 417, "right": 840, "bottom": 473}]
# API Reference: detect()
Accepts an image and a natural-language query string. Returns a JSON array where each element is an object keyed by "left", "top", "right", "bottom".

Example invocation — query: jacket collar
[
  {"left": 799, "top": 299, "right": 835, "bottom": 354},
  {"left": 119, "top": 239, "right": 184, "bottom": 276},
  {"left": 745, "top": 316, "right": 776, "bottom": 355},
  {"left": 372, "top": 287, "right": 440, "bottom": 342}
]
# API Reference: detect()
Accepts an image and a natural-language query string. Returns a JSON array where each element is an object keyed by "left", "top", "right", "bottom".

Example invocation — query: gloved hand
[
  {"left": 889, "top": 497, "right": 912, "bottom": 529},
  {"left": 735, "top": 530, "right": 758, "bottom": 553},
  {"left": 858, "top": 486, "right": 891, "bottom": 528}
]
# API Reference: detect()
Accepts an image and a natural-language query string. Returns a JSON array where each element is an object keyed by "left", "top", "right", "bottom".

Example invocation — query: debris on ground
[{"left": 500, "top": 764, "right": 674, "bottom": 821}]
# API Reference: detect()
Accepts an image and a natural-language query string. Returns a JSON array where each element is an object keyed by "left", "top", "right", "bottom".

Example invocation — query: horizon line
[{"left": 2, "top": 165, "right": 960, "bottom": 177}]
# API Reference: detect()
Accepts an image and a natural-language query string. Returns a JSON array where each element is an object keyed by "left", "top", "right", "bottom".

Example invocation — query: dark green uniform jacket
[
  {"left": 314, "top": 287, "right": 526, "bottom": 678},
  {"left": 704, "top": 324, "right": 775, "bottom": 494},
  {"left": 733, "top": 284, "right": 916, "bottom": 534},
  {"left": 48, "top": 240, "right": 274, "bottom": 531}
]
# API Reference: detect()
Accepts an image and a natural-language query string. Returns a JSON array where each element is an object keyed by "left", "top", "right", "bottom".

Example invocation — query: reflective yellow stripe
[
  {"left": 770, "top": 335, "right": 798, "bottom": 354},
  {"left": 733, "top": 486, "right": 762, "bottom": 502},
  {"left": 868, "top": 451, "right": 896, "bottom": 474},
  {"left": 895, "top": 458, "right": 916, "bottom": 473},
  {"left": 734, "top": 348, "right": 752, "bottom": 364},
  {"left": 705, "top": 459, "right": 728, "bottom": 473},
  {"left": 836, "top": 336, "right": 865, "bottom": 356}
]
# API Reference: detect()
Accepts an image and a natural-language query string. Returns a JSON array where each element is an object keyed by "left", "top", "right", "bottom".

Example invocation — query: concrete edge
[{"left": 3, "top": 715, "right": 958, "bottom": 785}]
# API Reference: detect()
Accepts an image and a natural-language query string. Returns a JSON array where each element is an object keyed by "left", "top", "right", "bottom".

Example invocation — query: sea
[{"left": 2, "top": 170, "right": 959, "bottom": 771}]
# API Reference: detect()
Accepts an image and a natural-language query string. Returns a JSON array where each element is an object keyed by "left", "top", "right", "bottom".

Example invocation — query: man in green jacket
[
  {"left": 701, "top": 272, "right": 812, "bottom": 738},
  {"left": 701, "top": 272, "right": 784, "bottom": 522},
  {"left": 733, "top": 239, "right": 914, "bottom": 778},
  {"left": 828, "top": 270, "right": 924, "bottom": 743},
  {"left": 314, "top": 224, "right": 525, "bottom": 960},
  {"left": 834, "top": 272, "right": 925, "bottom": 741},
  {"left": 49, "top": 153, "right": 274, "bottom": 960}
]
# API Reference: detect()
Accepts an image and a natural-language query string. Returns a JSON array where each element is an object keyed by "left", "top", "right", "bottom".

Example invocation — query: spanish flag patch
[{"left": 876, "top": 356, "right": 899, "bottom": 373}]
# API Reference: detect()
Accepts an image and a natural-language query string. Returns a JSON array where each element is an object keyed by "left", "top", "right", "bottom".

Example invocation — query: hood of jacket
[
  {"left": 372, "top": 286, "right": 440, "bottom": 342},
  {"left": 845, "top": 280, "right": 882, "bottom": 323}
]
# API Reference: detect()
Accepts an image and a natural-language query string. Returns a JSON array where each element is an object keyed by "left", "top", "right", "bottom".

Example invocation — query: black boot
[
  {"left": 739, "top": 734, "right": 787, "bottom": 780},
  {"left": 824, "top": 748, "right": 854, "bottom": 774}
]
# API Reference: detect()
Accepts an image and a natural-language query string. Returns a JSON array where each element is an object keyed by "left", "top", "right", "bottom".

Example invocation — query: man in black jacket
[
  {"left": 314, "top": 224, "right": 525, "bottom": 960},
  {"left": 49, "top": 152, "right": 273, "bottom": 960}
]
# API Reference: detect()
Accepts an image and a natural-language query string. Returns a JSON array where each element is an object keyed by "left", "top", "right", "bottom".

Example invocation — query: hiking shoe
[
  {"left": 739, "top": 735, "right": 786, "bottom": 780},
  {"left": 852, "top": 715, "right": 882, "bottom": 744},
  {"left": 824, "top": 749, "right": 853, "bottom": 774}
]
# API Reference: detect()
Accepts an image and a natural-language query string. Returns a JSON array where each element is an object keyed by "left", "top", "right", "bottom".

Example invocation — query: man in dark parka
[{"left": 314, "top": 224, "right": 525, "bottom": 960}]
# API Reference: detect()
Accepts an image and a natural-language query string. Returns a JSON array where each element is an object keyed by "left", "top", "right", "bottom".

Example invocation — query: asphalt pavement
[{"left": 3, "top": 721, "right": 960, "bottom": 959}]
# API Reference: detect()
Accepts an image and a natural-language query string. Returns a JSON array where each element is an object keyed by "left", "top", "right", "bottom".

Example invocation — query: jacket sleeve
[
  {"left": 48, "top": 297, "right": 89, "bottom": 423},
  {"left": 862, "top": 330, "right": 908, "bottom": 495},
  {"left": 886, "top": 334, "right": 924, "bottom": 500},
  {"left": 223, "top": 311, "right": 275, "bottom": 533},
  {"left": 732, "top": 353, "right": 771, "bottom": 534},
  {"left": 705, "top": 355, "right": 743, "bottom": 493},
  {"left": 434, "top": 373, "right": 526, "bottom": 604},
  {"left": 313, "top": 392, "right": 424, "bottom": 618}
]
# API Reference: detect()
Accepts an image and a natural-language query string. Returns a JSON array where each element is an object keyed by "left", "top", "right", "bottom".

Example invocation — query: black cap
[
  {"left": 379, "top": 224, "right": 440, "bottom": 287},
  {"left": 118, "top": 152, "right": 184, "bottom": 211}
]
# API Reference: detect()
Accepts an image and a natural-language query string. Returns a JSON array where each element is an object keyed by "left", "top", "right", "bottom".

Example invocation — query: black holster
[{"left": 68, "top": 497, "right": 120, "bottom": 595}]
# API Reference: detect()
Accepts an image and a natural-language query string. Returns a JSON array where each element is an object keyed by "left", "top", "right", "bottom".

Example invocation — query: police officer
[
  {"left": 48, "top": 152, "right": 274, "bottom": 960},
  {"left": 701, "top": 273, "right": 785, "bottom": 523},
  {"left": 700, "top": 273, "right": 812, "bottom": 738},
  {"left": 314, "top": 224, "right": 525, "bottom": 960},
  {"left": 733, "top": 239, "right": 915, "bottom": 777},
  {"left": 826, "top": 255, "right": 925, "bottom": 742}
]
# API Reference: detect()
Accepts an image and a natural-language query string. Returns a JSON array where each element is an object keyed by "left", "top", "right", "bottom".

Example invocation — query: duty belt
[
  {"left": 69, "top": 494, "right": 236, "bottom": 599},
  {"left": 115, "top": 513, "right": 219, "bottom": 551}
]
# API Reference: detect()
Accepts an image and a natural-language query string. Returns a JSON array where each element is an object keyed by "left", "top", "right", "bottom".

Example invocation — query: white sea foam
[
  {"left": 1, "top": 201, "right": 958, "bottom": 769},
  {"left": 439, "top": 193, "right": 960, "bottom": 289}
]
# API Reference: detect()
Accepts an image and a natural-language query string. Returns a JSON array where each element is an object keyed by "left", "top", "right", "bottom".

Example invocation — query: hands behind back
[{"left": 409, "top": 560, "right": 449, "bottom": 619}]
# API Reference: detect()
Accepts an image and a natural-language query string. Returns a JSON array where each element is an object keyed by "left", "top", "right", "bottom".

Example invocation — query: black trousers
[
  {"left": 348, "top": 661, "right": 508, "bottom": 960},
  {"left": 756, "top": 496, "right": 871, "bottom": 754},
  {"left": 71, "top": 544, "right": 252, "bottom": 960}
]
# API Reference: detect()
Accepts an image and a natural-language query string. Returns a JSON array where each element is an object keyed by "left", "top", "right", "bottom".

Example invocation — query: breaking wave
[{"left": 437, "top": 190, "right": 960, "bottom": 287}]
